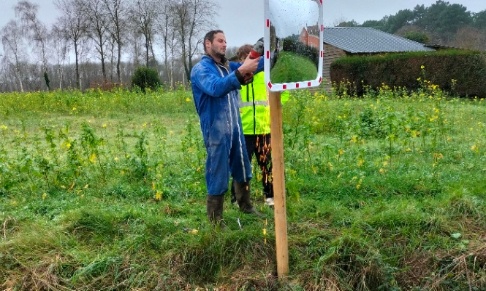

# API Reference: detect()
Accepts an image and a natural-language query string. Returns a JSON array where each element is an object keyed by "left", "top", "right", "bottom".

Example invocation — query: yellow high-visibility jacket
[{"left": 239, "top": 71, "right": 289, "bottom": 135}]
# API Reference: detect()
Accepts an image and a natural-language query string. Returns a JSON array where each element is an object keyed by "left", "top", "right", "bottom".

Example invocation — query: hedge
[{"left": 330, "top": 50, "right": 486, "bottom": 98}]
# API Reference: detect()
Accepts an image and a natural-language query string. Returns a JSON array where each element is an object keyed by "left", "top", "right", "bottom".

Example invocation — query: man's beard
[
  {"left": 214, "top": 50, "right": 225, "bottom": 60},
  {"left": 211, "top": 49, "right": 227, "bottom": 65}
]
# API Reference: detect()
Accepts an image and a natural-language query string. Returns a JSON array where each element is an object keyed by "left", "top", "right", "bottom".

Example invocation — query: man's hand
[
  {"left": 237, "top": 54, "right": 259, "bottom": 76},
  {"left": 235, "top": 54, "right": 259, "bottom": 85}
]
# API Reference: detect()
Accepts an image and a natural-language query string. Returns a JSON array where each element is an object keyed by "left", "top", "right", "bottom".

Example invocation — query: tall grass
[{"left": 0, "top": 83, "right": 485, "bottom": 290}]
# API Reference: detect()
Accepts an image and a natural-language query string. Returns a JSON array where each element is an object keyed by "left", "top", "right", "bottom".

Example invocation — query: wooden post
[{"left": 269, "top": 90, "right": 289, "bottom": 278}]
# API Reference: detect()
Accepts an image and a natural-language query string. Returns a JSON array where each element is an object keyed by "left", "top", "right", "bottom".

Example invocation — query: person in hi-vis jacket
[{"left": 230, "top": 44, "right": 289, "bottom": 207}]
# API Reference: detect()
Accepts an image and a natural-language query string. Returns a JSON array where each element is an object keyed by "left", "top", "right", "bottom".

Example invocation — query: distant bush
[
  {"left": 131, "top": 66, "right": 161, "bottom": 92},
  {"left": 330, "top": 50, "right": 486, "bottom": 98},
  {"left": 403, "top": 31, "right": 429, "bottom": 43}
]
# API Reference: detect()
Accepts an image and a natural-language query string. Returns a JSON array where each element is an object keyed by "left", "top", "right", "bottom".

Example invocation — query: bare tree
[
  {"left": 129, "top": 0, "right": 159, "bottom": 68},
  {"left": 15, "top": 0, "right": 51, "bottom": 90},
  {"left": 126, "top": 28, "right": 143, "bottom": 67},
  {"left": 82, "top": 0, "right": 110, "bottom": 82},
  {"left": 77, "top": 39, "right": 96, "bottom": 89},
  {"left": 452, "top": 26, "right": 486, "bottom": 50},
  {"left": 157, "top": 0, "right": 179, "bottom": 88},
  {"left": 171, "top": 0, "right": 218, "bottom": 83},
  {"left": 0, "top": 0, "right": 220, "bottom": 91},
  {"left": 1, "top": 21, "right": 27, "bottom": 92},
  {"left": 50, "top": 24, "right": 70, "bottom": 89},
  {"left": 55, "top": 0, "right": 89, "bottom": 90},
  {"left": 102, "top": 0, "right": 128, "bottom": 83}
]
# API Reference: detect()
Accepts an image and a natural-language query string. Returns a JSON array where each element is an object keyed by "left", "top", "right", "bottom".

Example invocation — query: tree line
[
  {"left": 1, "top": 0, "right": 217, "bottom": 92},
  {"left": 338, "top": 0, "right": 486, "bottom": 50}
]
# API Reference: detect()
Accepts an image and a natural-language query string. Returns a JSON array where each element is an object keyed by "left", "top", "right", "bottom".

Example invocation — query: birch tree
[
  {"left": 15, "top": 0, "right": 51, "bottom": 90},
  {"left": 1, "top": 21, "right": 27, "bottom": 92}
]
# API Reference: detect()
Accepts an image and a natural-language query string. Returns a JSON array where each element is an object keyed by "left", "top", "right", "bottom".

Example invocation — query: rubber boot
[
  {"left": 233, "top": 181, "right": 262, "bottom": 216},
  {"left": 207, "top": 195, "right": 225, "bottom": 228}
]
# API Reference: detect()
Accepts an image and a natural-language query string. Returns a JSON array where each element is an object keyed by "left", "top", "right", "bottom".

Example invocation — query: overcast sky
[
  {"left": 0, "top": 0, "right": 484, "bottom": 55},
  {"left": 217, "top": 0, "right": 484, "bottom": 46}
]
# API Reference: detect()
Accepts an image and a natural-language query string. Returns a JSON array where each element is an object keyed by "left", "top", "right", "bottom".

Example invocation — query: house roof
[{"left": 323, "top": 27, "right": 434, "bottom": 53}]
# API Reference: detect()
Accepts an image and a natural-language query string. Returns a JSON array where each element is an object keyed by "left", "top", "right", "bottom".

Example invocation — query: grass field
[{"left": 0, "top": 84, "right": 485, "bottom": 290}]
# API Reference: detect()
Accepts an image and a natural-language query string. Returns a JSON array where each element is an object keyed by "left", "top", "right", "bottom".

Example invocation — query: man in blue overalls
[{"left": 190, "top": 30, "right": 264, "bottom": 226}]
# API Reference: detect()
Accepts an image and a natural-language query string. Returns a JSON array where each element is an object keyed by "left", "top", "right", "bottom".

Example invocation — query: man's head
[{"left": 204, "top": 30, "right": 226, "bottom": 62}]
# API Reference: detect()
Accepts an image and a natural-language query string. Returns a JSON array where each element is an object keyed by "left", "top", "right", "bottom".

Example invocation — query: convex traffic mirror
[{"left": 264, "top": 0, "right": 324, "bottom": 91}]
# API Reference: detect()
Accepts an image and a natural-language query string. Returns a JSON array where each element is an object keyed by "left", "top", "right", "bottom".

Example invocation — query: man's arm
[
  {"left": 230, "top": 56, "right": 263, "bottom": 84},
  {"left": 191, "top": 63, "right": 242, "bottom": 98}
]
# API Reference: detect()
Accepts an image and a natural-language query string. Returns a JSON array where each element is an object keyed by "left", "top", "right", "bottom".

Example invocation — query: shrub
[{"left": 131, "top": 66, "right": 161, "bottom": 92}]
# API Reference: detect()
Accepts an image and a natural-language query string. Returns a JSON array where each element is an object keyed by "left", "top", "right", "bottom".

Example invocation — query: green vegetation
[
  {"left": 131, "top": 66, "right": 162, "bottom": 92},
  {"left": 271, "top": 51, "right": 318, "bottom": 84},
  {"left": 331, "top": 51, "right": 486, "bottom": 98},
  {"left": 0, "top": 82, "right": 485, "bottom": 290}
]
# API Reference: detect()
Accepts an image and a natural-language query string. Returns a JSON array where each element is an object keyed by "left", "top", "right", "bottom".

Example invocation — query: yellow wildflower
[
  {"left": 471, "top": 144, "right": 479, "bottom": 153},
  {"left": 154, "top": 190, "right": 163, "bottom": 201},
  {"left": 327, "top": 162, "right": 334, "bottom": 172}
]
